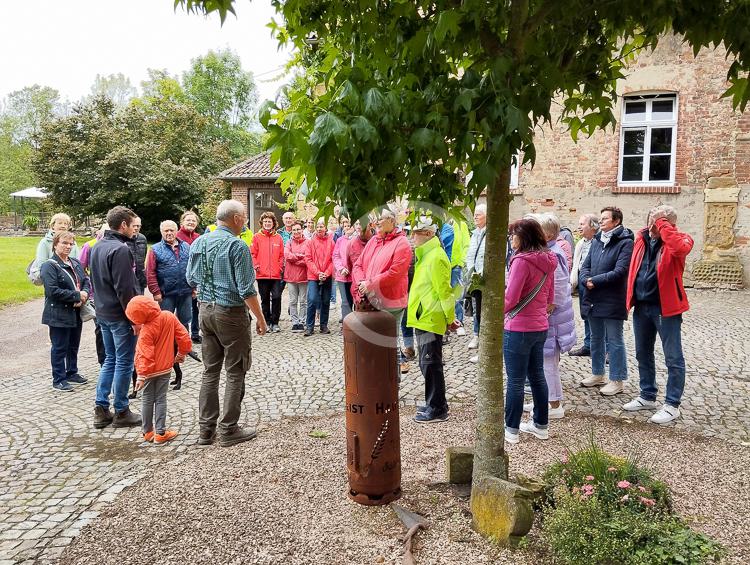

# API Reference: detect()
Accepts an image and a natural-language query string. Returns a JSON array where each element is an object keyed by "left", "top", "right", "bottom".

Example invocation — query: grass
[{"left": 0, "top": 237, "right": 45, "bottom": 308}]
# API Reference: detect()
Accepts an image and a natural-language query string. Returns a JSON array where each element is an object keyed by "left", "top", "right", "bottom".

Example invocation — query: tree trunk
[{"left": 471, "top": 165, "right": 512, "bottom": 482}]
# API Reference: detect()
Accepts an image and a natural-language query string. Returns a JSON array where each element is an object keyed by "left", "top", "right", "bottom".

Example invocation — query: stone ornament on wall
[{"left": 692, "top": 177, "right": 744, "bottom": 288}]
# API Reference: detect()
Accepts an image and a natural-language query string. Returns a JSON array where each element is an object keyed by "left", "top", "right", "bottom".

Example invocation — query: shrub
[
  {"left": 543, "top": 489, "right": 725, "bottom": 565},
  {"left": 23, "top": 214, "right": 39, "bottom": 230}
]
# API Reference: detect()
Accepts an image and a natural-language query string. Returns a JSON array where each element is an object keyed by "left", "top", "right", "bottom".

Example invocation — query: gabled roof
[{"left": 217, "top": 152, "right": 281, "bottom": 181}]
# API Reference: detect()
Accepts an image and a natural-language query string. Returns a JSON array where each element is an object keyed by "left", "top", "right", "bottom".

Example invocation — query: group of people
[{"left": 36, "top": 198, "right": 693, "bottom": 445}]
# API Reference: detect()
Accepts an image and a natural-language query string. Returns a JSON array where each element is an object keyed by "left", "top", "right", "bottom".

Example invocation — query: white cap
[{"left": 413, "top": 215, "right": 437, "bottom": 233}]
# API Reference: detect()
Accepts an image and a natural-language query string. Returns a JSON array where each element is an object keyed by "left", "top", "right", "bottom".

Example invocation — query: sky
[{"left": 0, "top": 0, "right": 292, "bottom": 107}]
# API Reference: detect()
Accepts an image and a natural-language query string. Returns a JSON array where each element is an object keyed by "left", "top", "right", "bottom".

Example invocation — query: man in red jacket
[{"left": 623, "top": 205, "right": 694, "bottom": 424}]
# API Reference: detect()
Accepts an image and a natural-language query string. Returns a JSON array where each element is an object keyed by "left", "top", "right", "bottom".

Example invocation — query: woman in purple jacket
[
  {"left": 524, "top": 214, "right": 576, "bottom": 420},
  {"left": 504, "top": 219, "right": 558, "bottom": 445}
]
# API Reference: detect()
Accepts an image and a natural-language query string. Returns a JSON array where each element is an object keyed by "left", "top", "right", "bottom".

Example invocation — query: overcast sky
[{"left": 0, "top": 0, "right": 292, "bottom": 107}]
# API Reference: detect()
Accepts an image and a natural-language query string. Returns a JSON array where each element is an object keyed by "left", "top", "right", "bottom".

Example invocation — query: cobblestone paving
[{"left": 0, "top": 289, "right": 748, "bottom": 563}]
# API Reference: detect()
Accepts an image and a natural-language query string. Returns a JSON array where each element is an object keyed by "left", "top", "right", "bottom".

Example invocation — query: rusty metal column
[{"left": 343, "top": 307, "right": 402, "bottom": 505}]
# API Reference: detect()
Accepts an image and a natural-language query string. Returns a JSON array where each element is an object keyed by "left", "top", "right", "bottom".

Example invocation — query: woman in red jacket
[
  {"left": 251, "top": 212, "right": 284, "bottom": 333},
  {"left": 304, "top": 218, "right": 334, "bottom": 336},
  {"left": 284, "top": 221, "right": 309, "bottom": 332}
]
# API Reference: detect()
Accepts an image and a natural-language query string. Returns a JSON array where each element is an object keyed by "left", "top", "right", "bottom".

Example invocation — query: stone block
[
  {"left": 446, "top": 447, "right": 474, "bottom": 484},
  {"left": 706, "top": 177, "right": 739, "bottom": 190},
  {"left": 470, "top": 476, "right": 535, "bottom": 546}
]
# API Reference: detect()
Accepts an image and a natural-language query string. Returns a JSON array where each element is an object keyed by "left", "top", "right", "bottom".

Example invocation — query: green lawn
[{"left": 0, "top": 237, "right": 45, "bottom": 308}]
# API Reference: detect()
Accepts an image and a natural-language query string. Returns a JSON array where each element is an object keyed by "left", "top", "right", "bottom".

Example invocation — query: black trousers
[
  {"left": 415, "top": 329, "right": 447, "bottom": 415},
  {"left": 257, "top": 279, "right": 282, "bottom": 325}
]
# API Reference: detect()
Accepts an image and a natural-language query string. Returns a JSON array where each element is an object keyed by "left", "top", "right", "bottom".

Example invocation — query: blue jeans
[
  {"left": 161, "top": 293, "right": 192, "bottom": 331},
  {"left": 306, "top": 279, "right": 332, "bottom": 329},
  {"left": 504, "top": 329, "right": 548, "bottom": 432},
  {"left": 577, "top": 286, "right": 591, "bottom": 349},
  {"left": 49, "top": 324, "right": 83, "bottom": 386},
  {"left": 633, "top": 303, "right": 685, "bottom": 408},
  {"left": 450, "top": 266, "right": 464, "bottom": 323},
  {"left": 589, "top": 317, "right": 627, "bottom": 380},
  {"left": 401, "top": 306, "right": 414, "bottom": 350},
  {"left": 96, "top": 319, "right": 136, "bottom": 413}
]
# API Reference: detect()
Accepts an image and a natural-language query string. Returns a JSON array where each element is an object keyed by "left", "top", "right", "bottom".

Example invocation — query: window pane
[
  {"left": 652, "top": 100, "right": 674, "bottom": 120},
  {"left": 649, "top": 155, "right": 671, "bottom": 181},
  {"left": 622, "top": 156, "right": 643, "bottom": 181},
  {"left": 650, "top": 128, "right": 673, "bottom": 154},
  {"left": 624, "top": 101, "right": 646, "bottom": 121},
  {"left": 623, "top": 129, "right": 645, "bottom": 155}
]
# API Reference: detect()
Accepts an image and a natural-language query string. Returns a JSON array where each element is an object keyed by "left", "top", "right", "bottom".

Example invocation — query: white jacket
[
  {"left": 570, "top": 237, "right": 592, "bottom": 286},
  {"left": 466, "top": 227, "right": 486, "bottom": 275}
]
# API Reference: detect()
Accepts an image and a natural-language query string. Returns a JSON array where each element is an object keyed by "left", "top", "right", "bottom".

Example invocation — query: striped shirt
[{"left": 187, "top": 226, "right": 257, "bottom": 306}]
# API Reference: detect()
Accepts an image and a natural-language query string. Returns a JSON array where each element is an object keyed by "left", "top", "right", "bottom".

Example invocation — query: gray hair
[
  {"left": 216, "top": 200, "right": 245, "bottom": 222},
  {"left": 160, "top": 220, "right": 177, "bottom": 231},
  {"left": 652, "top": 204, "right": 677, "bottom": 224},
  {"left": 474, "top": 204, "right": 487, "bottom": 216},
  {"left": 537, "top": 213, "right": 561, "bottom": 238},
  {"left": 380, "top": 208, "right": 396, "bottom": 220},
  {"left": 580, "top": 213, "right": 600, "bottom": 230}
]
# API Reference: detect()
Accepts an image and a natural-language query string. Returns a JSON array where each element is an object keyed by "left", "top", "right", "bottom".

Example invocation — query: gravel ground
[{"left": 60, "top": 405, "right": 749, "bottom": 565}]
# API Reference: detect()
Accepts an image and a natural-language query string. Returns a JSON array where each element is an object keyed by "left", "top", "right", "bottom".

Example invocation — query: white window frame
[
  {"left": 617, "top": 93, "right": 678, "bottom": 186},
  {"left": 510, "top": 155, "right": 520, "bottom": 188}
]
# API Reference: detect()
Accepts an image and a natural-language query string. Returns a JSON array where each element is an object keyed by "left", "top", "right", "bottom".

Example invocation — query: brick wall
[{"left": 509, "top": 37, "right": 750, "bottom": 286}]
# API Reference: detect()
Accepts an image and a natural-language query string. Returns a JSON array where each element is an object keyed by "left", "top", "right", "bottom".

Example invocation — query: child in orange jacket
[{"left": 125, "top": 295, "right": 192, "bottom": 444}]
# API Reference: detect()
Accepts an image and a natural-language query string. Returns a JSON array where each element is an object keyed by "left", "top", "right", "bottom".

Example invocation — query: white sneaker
[
  {"left": 649, "top": 405, "right": 680, "bottom": 424},
  {"left": 523, "top": 403, "right": 565, "bottom": 419},
  {"left": 580, "top": 375, "right": 607, "bottom": 387},
  {"left": 469, "top": 355, "right": 478, "bottom": 363},
  {"left": 456, "top": 326, "right": 466, "bottom": 336},
  {"left": 468, "top": 336, "right": 479, "bottom": 349},
  {"left": 505, "top": 429, "right": 520, "bottom": 444},
  {"left": 623, "top": 397, "right": 658, "bottom": 411},
  {"left": 520, "top": 421, "right": 549, "bottom": 440},
  {"left": 599, "top": 381, "right": 625, "bottom": 396}
]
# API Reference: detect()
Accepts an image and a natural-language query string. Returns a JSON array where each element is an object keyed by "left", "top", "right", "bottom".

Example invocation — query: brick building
[{"left": 509, "top": 35, "right": 749, "bottom": 288}]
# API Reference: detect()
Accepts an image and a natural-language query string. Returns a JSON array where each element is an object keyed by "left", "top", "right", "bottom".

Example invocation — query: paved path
[{"left": 0, "top": 289, "right": 749, "bottom": 563}]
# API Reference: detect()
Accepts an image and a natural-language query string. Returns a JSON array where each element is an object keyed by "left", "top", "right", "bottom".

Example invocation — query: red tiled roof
[{"left": 217, "top": 152, "right": 281, "bottom": 180}]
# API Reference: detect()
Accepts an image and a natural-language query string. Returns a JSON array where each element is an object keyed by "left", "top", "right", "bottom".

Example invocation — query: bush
[
  {"left": 540, "top": 433, "right": 724, "bottom": 564},
  {"left": 543, "top": 489, "right": 725, "bottom": 565},
  {"left": 23, "top": 214, "right": 39, "bottom": 230}
]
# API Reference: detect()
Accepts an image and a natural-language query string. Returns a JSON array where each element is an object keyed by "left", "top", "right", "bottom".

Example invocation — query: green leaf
[
  {"left": 434, "top": 10, "right": 461, "bottom": 44},
  {"left": 309, "top": 112, "right": 349, "bottom": 151},
  {"left": 363, "top": 88, "right": 385, "bottom": 118},
  {"left": 350, "top": 116, "right": 379, "bottom": 146},
  {"left": 410, "top": 127, "right": 438, "bottom": 151},
  {"left": 334, "top": 80, "right": 361, "bottom": 112},
  {"left": 454, "top": 89, "right": 476, "bottom": 113}
]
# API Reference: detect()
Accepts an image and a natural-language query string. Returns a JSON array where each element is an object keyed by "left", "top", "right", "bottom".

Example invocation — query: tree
[
  {"left": 90, "top": 73, "right": 137, "bottom": 106},
  {"left": 1, "top": 85, "right": 63, "bottom": 144},
  {"left": 182, "top": 49, "right": 261, "bottom": 159},
  {"left": 33, "top": 94, "right": 228, "bottom": 239},
  {"left": 179, "top": 0, "right": 750, "bottom": 537}
]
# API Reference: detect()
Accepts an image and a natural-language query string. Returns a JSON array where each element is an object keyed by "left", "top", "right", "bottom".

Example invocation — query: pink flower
[
  {"left": 585, "top": 475, "right": 595, "bottom": 481},
  {"left": 640, "top": 497, "right": 656, "bottom": 507},
  {"left": 607, "top": 466, "right": 617, "bottom": 472},
  {"left": 561, "top": 454, "right": 569, "bottom": 464},
  {"left": 638, "top": 486, "right": 647, "bottom": 493},
  {"left": 581, "top": 484, "right": 595, "bottom": 496},
  {"left": 572, "top": 486, "right": 580, "bottom": 494},
  {"left": 617, "top": 480, "right": 631, "bottom": 489},
  {"left": 621, "top": 494, "right": 630, "bottom": 502}
]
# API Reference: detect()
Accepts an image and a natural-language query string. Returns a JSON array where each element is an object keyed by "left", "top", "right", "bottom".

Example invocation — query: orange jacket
[
  {"left": 125, "top": 295, "right": 192, "bottom": 381},
  {"left": 251, "top": 229, "right": 284, "bottom": 279}
]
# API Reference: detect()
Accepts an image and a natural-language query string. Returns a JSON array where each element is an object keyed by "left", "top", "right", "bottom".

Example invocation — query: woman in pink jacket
[
  {"left": 503, "top": 218, "right": 558, "bottom": 445},
  {"left": 284, "top": 221, "right": 309, "bottom": 332},
  {"left": 304, "top": 218, "right": 335, "bottom": 336},
  {"left": 332, "top": 221, "right": 355, "bottom": 320}
]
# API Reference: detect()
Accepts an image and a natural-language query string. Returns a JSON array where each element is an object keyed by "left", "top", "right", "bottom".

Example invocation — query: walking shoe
[
  {"left": 505, "top": 429, "right": 520, "bottom": 445},
  {"left": 599, "top": 381, "right": 625, "bottom": 396},
  {"left": 303, "top": 328, "right": 314, "bottom": 337},
  {"left": 320, "top": 326, "right": 331, "bottom": 334},
  {"left": 154, "top": 430, "right": 178, "bottom": 444},
  {"left": 520, "top": 421, "right": 549, "bottom": 440},
  {"left": 523, "top": 403, "right": 565, "bottom": 419},
  {"left": 143, "top": 431, "right": 155, "bottom": 443},
  {"left": 400, "top": 362, "right": 411, "bottom": 374},
  {"left": 469, "top": 355, "right": 478, "bottom": 363},
  {"left": 191, "top": 335, "right": 202, "bottom": 344},
  {"left": 468, "top": 336, "right": 479, "bottom": 349},
  {"left": 53, "top": 382, "right": 74, "bottom": 392},
  {"left": 568, "top": 347, "right": 590, "bottom": 357},
  {"left": 128, "top": 390, "right": 137, "bottom": 399},
  {"left": 197, "top": 429, "right": 216, "bottom": 445},
  {"left": 67, "top": 374, "right": 88, "bottom": 384},
  {"left": 93, "top": 405, "right": 114, "bottom": 429},
  {"left": 291, "top": 324, "right": 303, "bottom": 333},
  {"left": 580, "top": 375, "right": 607, "bottom": 387},
  {"left": 649, "top": 405, "right": 680, "bottom": 425},
  {"left": 413, "top": 411, "right": 449, "bottom": 424},
  {"left": 456, "top": 326, "right": 466, "bottom": 336},
  {"left": 402, "top": 347, "right": 416, "bottom": 361},
  {"left": 272, "top": 324, "right": 281, "bottom": 333},
  {"left": 623, "top": 396, "right": 658, "bottom": 411},
  {"left": 219, "top": 427, "right": 257, "bottom": 447},
  {"left": 112, "top": 408, "right": 142, "bottom": 428}
]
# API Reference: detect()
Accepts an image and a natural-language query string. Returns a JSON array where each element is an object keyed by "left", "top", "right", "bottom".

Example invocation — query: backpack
[{"left": 26, "top": 259, "right": 44, "bottom": 286}]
